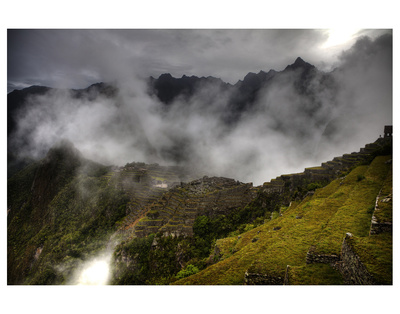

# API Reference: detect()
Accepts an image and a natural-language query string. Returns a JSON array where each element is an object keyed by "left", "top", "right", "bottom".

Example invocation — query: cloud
[
  {"left": 8, "top": 29, "right": 391, "bottom": 93},
  {"left": 9, "top": 33, "right": 392, "bottom": 186},
  {"left": 316, "top": 32, "right": 392, "bottom": 156}
]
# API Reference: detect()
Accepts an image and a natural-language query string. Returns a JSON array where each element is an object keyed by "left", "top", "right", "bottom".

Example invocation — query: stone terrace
[
  {"left": 262, "top": 138, "right": 389, "bottom": 196},
  {"left": 125, "top": 176, "right": 257, "bottom": 238}
]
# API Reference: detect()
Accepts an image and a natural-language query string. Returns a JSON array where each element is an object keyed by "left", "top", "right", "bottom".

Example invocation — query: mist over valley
[{"left": 8, "top": 33, "right": 392, "bottom": 185}]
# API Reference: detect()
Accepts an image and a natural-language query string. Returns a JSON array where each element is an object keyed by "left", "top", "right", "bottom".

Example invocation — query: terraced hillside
[
  {"left": 104, "top": 162, "right": 200, "bottom": 234},
  {"left": 263, "top": 139, "right": 387, "bottom": 195},
  {"left": 174, "top": 155, "right": 392, "bottom": 285},
  {"left": 117, "top": 137, "right": 391, "bottom": 242},
  {"left": 7, "top": 130, "right": 392, "bottom": 285},
  {"left": 124, "top": 176, "right": 258, "bottom": 238}
]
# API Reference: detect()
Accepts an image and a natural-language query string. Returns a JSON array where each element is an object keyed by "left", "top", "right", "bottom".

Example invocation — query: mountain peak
[
  {"left": 285, "top": 57, "right": 315, "bottom": 71},
  {"left": 294, "top": 57, "right": 306, "bottom": 65}
]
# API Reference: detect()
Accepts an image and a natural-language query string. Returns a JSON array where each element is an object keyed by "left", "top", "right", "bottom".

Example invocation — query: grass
[
  {"left": 347, "top": 233, "right": 392, "bottom": 284},
  {"left": 286, "top": 264, "right": 343, "bottom": 285},
  {"left": 174, "top": 156, "right": 392, "bottom": 285},
  {"left": 373, "top": 164, "right": 392, "bottom": 224},
  {"left": 313, "top": 156, "right": 391, "bottom": 256}
]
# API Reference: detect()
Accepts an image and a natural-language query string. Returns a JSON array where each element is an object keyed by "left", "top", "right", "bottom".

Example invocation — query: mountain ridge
[{"left": 8, "top": 56, "right": 341, "bottom": 179}]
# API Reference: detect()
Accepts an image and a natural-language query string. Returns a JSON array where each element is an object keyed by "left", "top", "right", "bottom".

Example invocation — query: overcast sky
[{"left": 7, "top": 28, "right": 391, "bottom": 92}]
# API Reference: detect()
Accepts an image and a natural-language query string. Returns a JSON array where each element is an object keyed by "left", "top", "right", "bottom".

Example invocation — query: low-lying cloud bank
[{"left": 9, "top": 34, "right": 392, "bottom": 186}]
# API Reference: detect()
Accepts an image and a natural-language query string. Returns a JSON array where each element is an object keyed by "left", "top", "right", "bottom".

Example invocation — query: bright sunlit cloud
[
  {"left": 322, "top": 28, "right": 362, "bottom": 48},
  {"left": 76, "top": 259, "right": 110, "bottom": 285}
]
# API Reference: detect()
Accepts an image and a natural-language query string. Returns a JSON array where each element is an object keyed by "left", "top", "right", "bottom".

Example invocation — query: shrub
[{"left": 176, "top": 264, "right": 199, "bottom": 279}]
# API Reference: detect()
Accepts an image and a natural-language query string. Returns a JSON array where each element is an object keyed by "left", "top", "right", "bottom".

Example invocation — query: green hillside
[
  {"left": 7, "top": 137, "right": 392, "bottom": 285},
  {"left": 174, "top": 155, "right": 392, "bottom": 285}
]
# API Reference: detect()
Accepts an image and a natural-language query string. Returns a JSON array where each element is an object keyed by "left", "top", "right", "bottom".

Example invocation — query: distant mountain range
[
  {"left": 8, "top": 57, "right": 341, "bottom": 176},
  {"left": 8, "top": 57, "right": 336, "bottom": 133}
]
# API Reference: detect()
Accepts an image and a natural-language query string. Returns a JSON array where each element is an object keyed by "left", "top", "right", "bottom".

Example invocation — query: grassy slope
[
  {"left": 174, "top": 156, "right": 391, "bottom": 285},
  {"left": 347, "top": 161, "right": 393, "bottom": 284}
]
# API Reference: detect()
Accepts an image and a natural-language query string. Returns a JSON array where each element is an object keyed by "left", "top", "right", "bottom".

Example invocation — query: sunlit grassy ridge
[{"left": 174, "top": 155, "right": 391, "bottom": 285}]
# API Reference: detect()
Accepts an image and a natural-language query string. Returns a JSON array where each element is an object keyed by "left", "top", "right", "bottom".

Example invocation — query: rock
[{"left": 345, "top": 232, "right": 353, "bottom": 239}]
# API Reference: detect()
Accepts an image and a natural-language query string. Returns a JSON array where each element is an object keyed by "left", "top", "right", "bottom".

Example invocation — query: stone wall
[
  {"left": 370, "top": 216, "right": 392, "bottom": 235},
  {"left": 261, "top": 139, "right": 389, "bottom": 199},
  {"left": 244, "top": 270, "right": 284, "bottom": 285},
  {"left": 336, "top": 233, "right": 376, "bottom": 285},
  {"left": 127, "top": 176, "right": 257, "bottom": 238},
  {"left": 306, "top": 246, "right": 340, "bottom": 265}
]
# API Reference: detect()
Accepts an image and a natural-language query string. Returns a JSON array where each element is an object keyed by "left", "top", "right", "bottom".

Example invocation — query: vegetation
[
  {"left": 174, "top": 155, "right": 392, "bottom": 285},
  {"left": 7, "top": 151, "right": 130, "bottom": 284},
  {"left": 176, "top": 264, "right": 200, "bottom": 279},
  {"left": 286, "top": 264, "right": 344, "bottom": 285},
  {"left": 7, "top": 138, "right": 392, "bottom": 285},
  {"left": 347, "top": 233, "right": 392, "bottom": 284}
]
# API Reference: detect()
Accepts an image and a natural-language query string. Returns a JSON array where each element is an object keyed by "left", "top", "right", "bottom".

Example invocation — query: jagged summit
[{"left": 284, "top": 57, "right": 315, "bottom": 71}]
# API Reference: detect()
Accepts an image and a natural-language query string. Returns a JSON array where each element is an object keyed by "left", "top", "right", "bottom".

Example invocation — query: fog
[
  {"left": 66, "top": 236, "right": 119, "bottom": 285},
  {"left": 9, "top": 34, "right": 392, "bottom": 186}
]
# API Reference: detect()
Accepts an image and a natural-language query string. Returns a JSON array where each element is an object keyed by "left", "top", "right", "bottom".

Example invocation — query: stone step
[
  {"left": 304, "top": 167, "right": 331, "bottom": 174},
  {"left": 159, "top": 208, "right": 175, "bottom": 217},
  {"left": 167, "top": 219, "right": 185, "bottom": 225},
  {"left": 137, "top": 219, "right": 165, "bottom": 227}
]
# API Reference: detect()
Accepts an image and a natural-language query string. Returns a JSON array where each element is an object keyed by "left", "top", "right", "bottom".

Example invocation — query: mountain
[
  {"left": 7, "top": 82, "right": 117, "bottom": 138},
  {"left": 7, "top": 57, "right": 392, "bottom": 285},
  {"left": 8, "top": 57, "right": 339, "bottom": 173},
  {"left": 175, "top": 153, "right": 392, "bottom": 285},
  {"left": 148, "top": 73, "right": 228, "bottom": 105},
  {"left": 7, "top": 132, "right": 392, "bottom": 285},
  {"left": 148, "top": 57, "right": 336, "bottom": 125},
  {"left": 7, "top": 56, "right": 335, "bottom": 140}
]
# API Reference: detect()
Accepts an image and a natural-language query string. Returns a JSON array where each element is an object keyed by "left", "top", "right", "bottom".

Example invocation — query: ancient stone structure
[
  {"left": 123, "top": 176, "right": 257, "bottom": 238},
  {"left": 248, "top": 132, "right": 392, "bottom": 285},
  {"left": 306, "top": 245, "right": 340, "bottom": 265},
  {"left": 244, "top": 270, "right": 284, "bottom": 285},
  {"left": 335, "top": 233, "right": 376, "bottom": 285},
  {"left": 370, "top": 217, "right": 392, "bottom": 235},
  {"left": 118, "top": 130, "right": 392, "bottom": 285},
  {"left": 262, "top": 137, "right": 391, "bottom": 205},
  {"left": 384, "top": 125, "right": 392, "bottom": 138}
]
